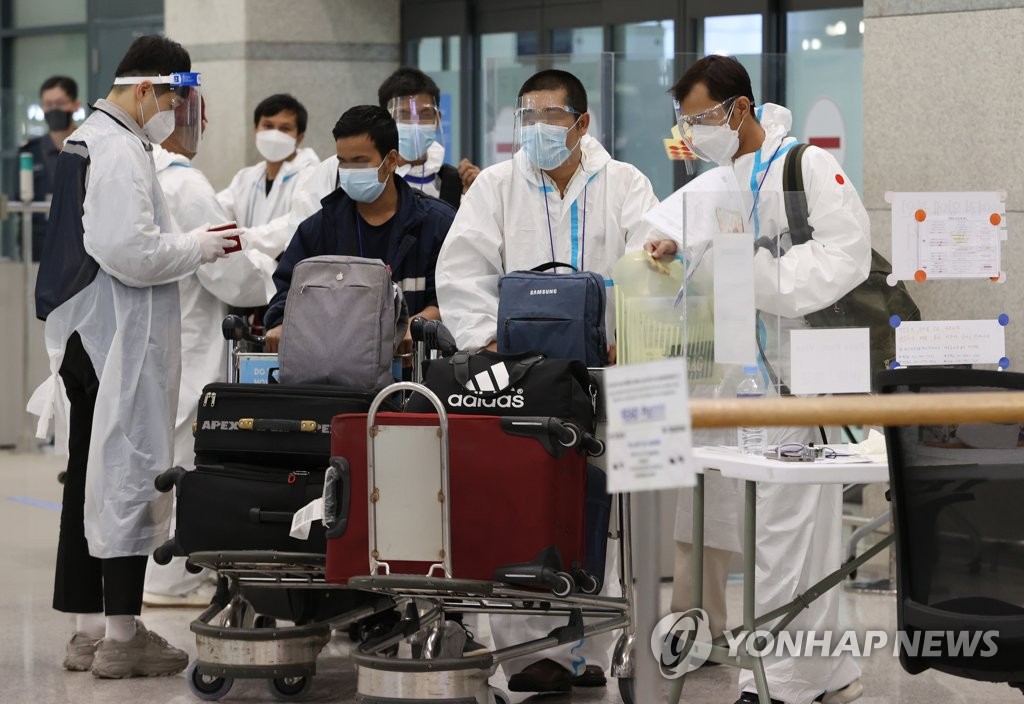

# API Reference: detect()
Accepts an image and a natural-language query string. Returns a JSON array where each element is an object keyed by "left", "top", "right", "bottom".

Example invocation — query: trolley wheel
[
  {"left": 618, "top": 677, "right": 635, "bottom": 704},
  {"left": 269, "top": 675, "right": 313, "bottom": 700},
  {"left": 551, "top": 572, "right": 575, "bottom": 598},
  {"left": 573, "top": 569, "right": 600, "bottom": 595},
  {"left": 187, "top": 661, "right": 233, "bottom": 701}
]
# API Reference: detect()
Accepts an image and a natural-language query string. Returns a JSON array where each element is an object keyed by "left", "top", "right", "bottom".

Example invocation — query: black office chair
[{"left": 879, "top": 368, "right": 1024, "bottom": 695}]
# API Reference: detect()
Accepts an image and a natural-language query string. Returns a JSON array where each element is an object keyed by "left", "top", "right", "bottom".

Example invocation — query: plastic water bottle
[
  {"left": 19, "top": 152, "right": 34, "bottom": 203},
  {"left": 736, "top": 365, "right": 767, "bottom": 455}
]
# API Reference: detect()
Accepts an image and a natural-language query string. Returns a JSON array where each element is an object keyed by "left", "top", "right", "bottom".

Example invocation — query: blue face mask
[
  {"left": 338, "top": 159, "right": 388, "bottom": 203},
  {"left": 397, "top": 123, "right": 437, "bottom": 161},
  {"left": 521, "top": 121, "right": 578, "bottom": 171}
]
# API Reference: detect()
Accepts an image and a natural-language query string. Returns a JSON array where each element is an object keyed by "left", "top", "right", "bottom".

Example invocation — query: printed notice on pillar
[{"left": 605, "top": 358, "right": 694, "bottom": 493}]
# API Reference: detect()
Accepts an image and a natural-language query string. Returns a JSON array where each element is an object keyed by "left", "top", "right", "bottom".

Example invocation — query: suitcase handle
[
  {"left": 248, "top": 508, "right": 294, "bottom": 524},
  {"left": 238, "top": 418, "right": 317, "bottom": 433},
  {"left": 324, "top": 457, "right": 351, "bottom": 539},
  {"left": 499, "top": 417, "right": 605, "bottom": 458}
]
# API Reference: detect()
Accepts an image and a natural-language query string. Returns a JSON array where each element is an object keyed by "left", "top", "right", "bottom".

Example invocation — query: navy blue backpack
[{"left": 497, "top": 261, "right": 608, "bottom": 367}]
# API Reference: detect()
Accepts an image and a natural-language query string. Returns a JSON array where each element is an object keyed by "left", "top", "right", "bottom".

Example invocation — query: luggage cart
[{"left": 323, "top": 382, "right": 639, "bottom": 704}]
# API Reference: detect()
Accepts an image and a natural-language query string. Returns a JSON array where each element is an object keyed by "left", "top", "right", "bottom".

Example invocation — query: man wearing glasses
[
  {"left": 649, "top": 55, "right": 871, "bottom": 704},
  {"left": 435, "top": 69, "right": 673, "bottom": 696}
]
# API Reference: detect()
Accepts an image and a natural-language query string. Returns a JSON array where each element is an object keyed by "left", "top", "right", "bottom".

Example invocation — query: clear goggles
[
  {"left": 673, "top": 95, "right": 738, "bottom": 142},
  {"left": 113, "top": 72, "right": 203, "bottom": 153}
]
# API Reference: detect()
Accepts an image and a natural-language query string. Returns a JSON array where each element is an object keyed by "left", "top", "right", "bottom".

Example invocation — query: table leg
[{"left": 744, "top": 480, "right": 773, "bottom": 704}]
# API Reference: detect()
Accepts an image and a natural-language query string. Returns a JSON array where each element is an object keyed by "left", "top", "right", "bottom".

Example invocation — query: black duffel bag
[{"left": 407, "top": 350, "right": 597, "bottom": 432}]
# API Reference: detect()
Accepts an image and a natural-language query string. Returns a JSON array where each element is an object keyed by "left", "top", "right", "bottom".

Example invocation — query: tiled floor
[{"left": 1, "top": 450, "right": 1021, "bottom": 703}]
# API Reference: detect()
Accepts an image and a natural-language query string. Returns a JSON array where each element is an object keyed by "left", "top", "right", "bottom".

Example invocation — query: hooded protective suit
[
  {"left": 30, "top": 100, "right": 203, "bottom": 559},
  {"left": 646, "top": 104, "right": 870, "bottom": 704},
  {"left": 437, "top": 134, "right": 659, "bottom": 350},
  {"left": 436, "top": 134, "right": 658, "bottom": 680},
  {"left": 217, "top": 146, "right": 320, "bottom": 258}
]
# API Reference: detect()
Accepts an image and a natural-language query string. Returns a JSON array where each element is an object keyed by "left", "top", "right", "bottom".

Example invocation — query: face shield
[
  {"left": 512, "top": 94, "right": 583, "bottom": 172},
  {"left": 113, "top": 72, "right": 202, "bottom": 153},
  {"left": 388, "top": 95, "right": 442, "bottom": 161}
]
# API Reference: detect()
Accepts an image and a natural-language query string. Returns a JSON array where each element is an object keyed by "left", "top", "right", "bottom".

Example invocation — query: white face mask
[
  {"left": 688, "top": 115, "right": 745, "bottom": 167},
  {"left": 255, "top": 129, "right": 297, "bottom": 162},
  {"left": 138, "top": 92, "right": 175, "bottom": 144}
]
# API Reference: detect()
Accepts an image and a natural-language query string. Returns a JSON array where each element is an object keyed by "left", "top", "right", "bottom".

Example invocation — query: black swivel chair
[{"left": 879, "top": 368, "right": 1024, "bottom": 696}]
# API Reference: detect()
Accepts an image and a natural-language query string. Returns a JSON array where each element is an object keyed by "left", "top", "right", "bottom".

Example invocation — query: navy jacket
[{"left": 264, "top": 177, "right": 455, "bottom": 330}]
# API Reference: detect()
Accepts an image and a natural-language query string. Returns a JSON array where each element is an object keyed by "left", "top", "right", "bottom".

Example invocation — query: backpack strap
[
  {"left": 782, "top": 143, "right": 814, "bottom": 247},
  {"left": 438, "top": 163, "right": 463, "bottom": 210}
]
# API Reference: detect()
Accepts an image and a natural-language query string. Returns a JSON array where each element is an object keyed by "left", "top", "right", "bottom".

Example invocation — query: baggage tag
[
  {"left": 604, "top": 357, "right": 695, "bottom": 493},
  {"left": 289, "top": 497, "right": 325, "bottom": 540}
]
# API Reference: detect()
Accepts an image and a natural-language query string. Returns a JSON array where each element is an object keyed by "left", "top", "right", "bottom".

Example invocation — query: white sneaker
[
  {"left": 817, "top": 679, "right": 864, "bottom": 704},
  {"left": 63, "top": 632, "right": 100, "bottom": 671},
  {"left": 91, "top": 621, "right": 188, "bottom": 678},
  {"left": 143, "top": 582, "right": 215, "bottom": 608}
]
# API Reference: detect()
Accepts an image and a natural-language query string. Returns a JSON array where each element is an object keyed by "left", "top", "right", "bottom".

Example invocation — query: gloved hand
[{"left": 192, "top": 223, "right": 243, "bottom": 264}]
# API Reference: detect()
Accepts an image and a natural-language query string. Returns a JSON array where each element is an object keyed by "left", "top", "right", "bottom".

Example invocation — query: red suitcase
[{"left": 324, "top": 411, "right": 588, "bottom": 586}]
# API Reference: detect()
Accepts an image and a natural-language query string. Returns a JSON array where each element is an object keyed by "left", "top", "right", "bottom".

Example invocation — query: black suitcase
[
  {"left": 164, "top": 461, "right": 329, "bottom": 554},
  {"left": 193, "top": 382, "right": 396, "bottom": 469}
]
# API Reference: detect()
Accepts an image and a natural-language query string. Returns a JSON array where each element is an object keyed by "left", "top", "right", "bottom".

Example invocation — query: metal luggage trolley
[
  {"left": 336, "top": 382, "right": 640, "bottom": 704},
  {"left": 153, "top": 315, "right": 404, "bottom": 701}
]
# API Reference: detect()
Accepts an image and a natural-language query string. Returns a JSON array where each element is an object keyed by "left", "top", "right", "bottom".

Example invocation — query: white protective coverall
[
  {"left": 144, "top": 146, "right": 279, "bottom": 596},
  {"left": 645, "top": 104, "right": 871, "bottom": 704},
  {"left": 217, "top": 146, "right": 319, "bottom": 258},
  {"left": 396, "top": 141, "right": 447, "bottom": 199},
  {"left": 30, "top": 100, "right": 203, "bottom": 559},
  {"left": 436, "top": 134, "right": 659, "bottom": 681},
  {"left": 288, "top": 154, "right": 338, "bottom": 226}
]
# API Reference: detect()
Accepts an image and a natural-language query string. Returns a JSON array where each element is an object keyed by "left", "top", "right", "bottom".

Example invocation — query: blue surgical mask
[
  {"left": 338, "top": 160, "right": 388, "bottom": 203},
  {"left": 521, "top": 122, "right": 577, "bottom": 171},
  {"left": 397, "top": 123, "right": 437, "bottom": 161}
]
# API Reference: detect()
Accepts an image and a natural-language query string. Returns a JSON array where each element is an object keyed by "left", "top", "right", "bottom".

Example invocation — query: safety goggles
[
  {"left": 514, "top": 104, "right": 582, "bottom": 128},
  {"left": 674, "top": 95, "right": 739, "bottom": 139}
]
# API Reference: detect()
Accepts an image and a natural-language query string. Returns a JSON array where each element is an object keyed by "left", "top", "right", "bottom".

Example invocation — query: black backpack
[{"left": 782, "top": 143, "right": 920, "bottom": 381}]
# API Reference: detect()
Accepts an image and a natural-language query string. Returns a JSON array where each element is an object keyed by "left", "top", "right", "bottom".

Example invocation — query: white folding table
[{"left": 667, "top": 446, "right": 891, "bottom": 704}]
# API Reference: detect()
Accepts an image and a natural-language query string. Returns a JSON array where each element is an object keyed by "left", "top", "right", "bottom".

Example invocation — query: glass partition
[{"left": 409, "top": 35, "right": 463, "bottom": 165}]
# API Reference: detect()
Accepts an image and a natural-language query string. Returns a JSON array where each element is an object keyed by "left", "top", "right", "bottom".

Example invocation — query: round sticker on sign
[{"left": 803, "top": 97, "right": 846, "bottom": 166}]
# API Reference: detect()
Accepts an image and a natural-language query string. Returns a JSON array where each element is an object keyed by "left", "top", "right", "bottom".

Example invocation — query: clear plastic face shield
[
  {"left": 388, "top": 95, "right": 442, "bottom": 162},
  {"left": 113, "top": 72, "right": 202, "bottom": 153},
  {"left": 512, "top": 93, "right": 584, "bottom": 172}
]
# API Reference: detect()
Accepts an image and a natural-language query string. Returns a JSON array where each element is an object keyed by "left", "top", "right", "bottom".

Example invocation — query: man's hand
[
  {"left": 265, "top": 325, "right": 282, "bottom": 353},
  {"left": 398, "top": 327, "right": 414, "bottom": 368},
  {"left": 644, "top": 239, "right": 678, "bottom": 259},
  {"left": 484, "top": 341, "right": 498, "bottom": 352},
  {"left": 607, "top": 343, "right": 617, "bottom": 365},
  {"left": 458, "top": 158, "right": 481, "bottom": 193}
]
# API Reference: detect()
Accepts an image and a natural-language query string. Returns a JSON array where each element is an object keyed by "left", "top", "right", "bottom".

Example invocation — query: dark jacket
[
  {"left": 264, "top": 176, "right": 455, "bottom": 330},
  {"left": 20, "top": 135, "right": 62, "bottom": 261}
]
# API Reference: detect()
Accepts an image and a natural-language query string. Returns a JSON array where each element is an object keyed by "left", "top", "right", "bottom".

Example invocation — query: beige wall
[
  {"left": 864, "top": 0, "right": 1024, "bottom": 362},
  {"left": 165, "top": 0, "right": 400, "bottom": 190}
]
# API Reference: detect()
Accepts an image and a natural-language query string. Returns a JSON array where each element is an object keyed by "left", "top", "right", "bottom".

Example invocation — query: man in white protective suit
[
  {"left": 30, "top": 35, "right": 239, "bottom": 678},
  {"left": 435, "top": 68, "right": 674, "bottom": 699},
  {"left": 644, "top": 55, "right": 871, "bottom": 704},
  {"left": 142, "top": 101, "right": 280, "bottom": 607},
  {"left": 217, "top": 93, "right": 319, "bottom": 262}
]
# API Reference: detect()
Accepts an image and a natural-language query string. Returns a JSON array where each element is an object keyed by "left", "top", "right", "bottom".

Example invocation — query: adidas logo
[{"left": 448, "top": 361, "right": 526, "bottom": 409}]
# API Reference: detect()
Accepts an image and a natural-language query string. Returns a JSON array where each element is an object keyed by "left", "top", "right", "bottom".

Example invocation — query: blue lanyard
[
  {"left": 541, "top": 173, "right": 588, "bottom": 269},
  {"left": 748, "top": 140, "right": 788, "bottom": 238}
]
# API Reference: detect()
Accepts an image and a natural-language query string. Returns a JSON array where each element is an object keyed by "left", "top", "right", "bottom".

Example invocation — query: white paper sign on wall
[{"left": 893, "top": 316, "right": 1010, "bottom": 369}]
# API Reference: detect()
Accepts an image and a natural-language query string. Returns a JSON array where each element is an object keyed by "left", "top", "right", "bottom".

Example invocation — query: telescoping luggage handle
[{"left": 367, "top": 382, "right": 453, "bottom": 580}]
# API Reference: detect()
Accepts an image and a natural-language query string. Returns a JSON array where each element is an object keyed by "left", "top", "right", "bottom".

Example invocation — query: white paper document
[
  {"left": 895, "top": 319, "right": 1007, "bottom": 367},
  {"left": 887, "top": 191, "right": 1007, "bottom": 282},
  {"left": 712, "top": 233, "right": 756, "bottom": 366},
  {"left": 605, "top": 358, "right": 695, "bottom": 493},
  {"left": 289, "top": 497, "right": 325, "bottom": 540},
  {"left": 789, "top": 328, "right": 872, "bottom": 395}
]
